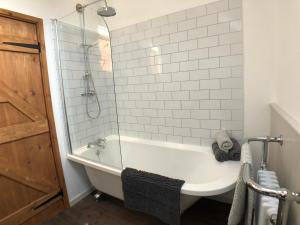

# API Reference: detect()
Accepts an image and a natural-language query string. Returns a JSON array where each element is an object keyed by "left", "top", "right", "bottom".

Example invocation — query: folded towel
[
  {"left": 216, "top": 130, "right": 233, "bottom": 152},
  {"left": 228, "top": 164, "right": 247, "bottom": 225},
  {"left": 228, "top": 143, "right": 254, "bottom": 225},
  {"left": 228, "top": 138, "right": 241, "bottom": 161},
  {"left": 212, "top": 137, "right": 241, "bottom": 162},
  {"left": 121, "top": 168, "right": 185, "bottom": 225},
  {"left": 212, "top": 142, "right": 229, "bottom": 162}
]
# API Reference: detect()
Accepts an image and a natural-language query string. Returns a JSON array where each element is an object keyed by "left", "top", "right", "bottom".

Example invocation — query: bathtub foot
[{"left": 94, "top": 191, "right": 104, "bottom": 201}]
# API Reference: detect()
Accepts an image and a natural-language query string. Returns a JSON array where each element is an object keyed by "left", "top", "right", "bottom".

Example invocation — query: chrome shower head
[
  {"left": 76, "top": 0, "right": 116, "bottom": 17},
  {"left": 97, "top": 6, "right": 116, "bottom": 17}
]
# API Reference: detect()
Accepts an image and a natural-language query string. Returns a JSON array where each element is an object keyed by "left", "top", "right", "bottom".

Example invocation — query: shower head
[
  {"left": 97, "top": 6, "right": 116, "bottom": 17},
  {"left": 76, "top": 0, "right": 116, "bottom": 17}
]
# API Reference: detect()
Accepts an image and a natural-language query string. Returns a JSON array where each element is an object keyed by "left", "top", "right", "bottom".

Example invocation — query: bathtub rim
[
  {"left": 74, "top": 135, "right": 222, "bottom": 154},
  {"left": 68, "top": 153, "right": 239, "bottom": 196},
  {"left": 67, "top": 135, "right": 240, "bottom": 196}
]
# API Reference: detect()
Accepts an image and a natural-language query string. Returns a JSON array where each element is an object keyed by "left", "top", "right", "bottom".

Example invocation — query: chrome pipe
[
  {"left": 247, "top": 135, "right": 284, "bottom": 145},
  {"left": 242, "top": 163, "right": 294, "bottom": 225},
  {"left": 243, "top": 163, "right": 289, "bottom": 200},
  {"left": 243, "top": 136, "right": 300, "bottom": 225},
  {"left": 76, "top": 0, "right": 104, "bottom": 12},
  {"left": 243, "top": 164, "right": 300, "bottom": 225},
  {"left": 273, "top": 199, "right": 290, "bottom": 225},
  {"left": 248, "top": 135, "right": 283, "bottom": 169}
]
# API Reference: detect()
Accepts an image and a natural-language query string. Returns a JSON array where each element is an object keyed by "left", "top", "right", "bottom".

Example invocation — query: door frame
[{"left": 0, "top": 8, "right": 69, "bottom": 210}]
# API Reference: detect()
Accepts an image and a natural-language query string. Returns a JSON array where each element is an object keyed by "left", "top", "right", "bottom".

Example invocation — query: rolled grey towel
[
  {"left": 228, "top": 138, "right": 241, "bottom": 161},
  {"left": 216, "top": 130, "right": 233, "bottom": 152},
  {"left": 212, "top": 142, "right": 228, "bottom": 162}
]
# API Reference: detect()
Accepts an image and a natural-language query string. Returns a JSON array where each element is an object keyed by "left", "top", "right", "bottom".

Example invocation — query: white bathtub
[{"left": 68, "top": 135, "right": 240, "bottom": 211}]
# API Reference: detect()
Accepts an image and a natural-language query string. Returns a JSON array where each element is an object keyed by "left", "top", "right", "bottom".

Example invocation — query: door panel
[
  {"left": 0, "top": 9, "right": 68, "bottom": 225},
  {"left": 0, "top": 134, "right": 60, "bottom": 191},
  {"left": 0, "top": 16, "right": 38, "bottom": 44},
  {"left": 0, "top": 51, "right": 47, "bottom": 116},
  {"left": 0, "top": 102, "right": 32, "bottom": 128},
  {"left": 0, "top": 177, "right": 44, "bottom": 219}
]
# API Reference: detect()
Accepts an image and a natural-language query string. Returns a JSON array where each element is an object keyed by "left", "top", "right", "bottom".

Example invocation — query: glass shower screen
[{"left": 53, "top": 6, "right": 122, "bottom": 169}]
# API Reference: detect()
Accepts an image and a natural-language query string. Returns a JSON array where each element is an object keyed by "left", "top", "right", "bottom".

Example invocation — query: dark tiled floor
[{"left": 44, "top": 194, "right": 231, "bottom": 225}]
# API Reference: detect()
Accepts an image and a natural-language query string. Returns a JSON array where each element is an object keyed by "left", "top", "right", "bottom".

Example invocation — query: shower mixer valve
[
  {"left": 80, "top": 90, "right": 96, "bottom": 97},
  {"left": 87, "top": 138, "right": 106, "bottom": 149}
]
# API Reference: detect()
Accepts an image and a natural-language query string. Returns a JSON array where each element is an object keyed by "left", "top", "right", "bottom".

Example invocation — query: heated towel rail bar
[{"left": 243, "top": 135, "right": 300, "bottom": 225}]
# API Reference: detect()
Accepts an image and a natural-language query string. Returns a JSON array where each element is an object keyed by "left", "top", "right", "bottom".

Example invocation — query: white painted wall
[
  {"left": 272, "top": 0, "right": 300, "bottom": 123},
  {"left": 0, "top": 0, "right": 81, "bottom": 20},
  {"left": 242, "top": 0, "right": 277, "bottom": 137},
  {"left": 106, "top": 0, "right": 218, "bottom": 30},
  {"left": 243, "top": 0, "right": 300, "bottom": 138}
]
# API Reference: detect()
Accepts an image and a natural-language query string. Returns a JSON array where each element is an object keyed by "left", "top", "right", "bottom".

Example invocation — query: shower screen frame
[{"left": 52, "top": 7, "right": 122, "bottom": 169}]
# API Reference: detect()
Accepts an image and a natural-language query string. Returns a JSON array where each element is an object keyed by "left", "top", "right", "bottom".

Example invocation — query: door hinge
[
  {"left": 33, "top": 191, "right": 63, "bottom": 210},
  {"left": 2, "top": 41, "right": 41, "bottom": 52}
]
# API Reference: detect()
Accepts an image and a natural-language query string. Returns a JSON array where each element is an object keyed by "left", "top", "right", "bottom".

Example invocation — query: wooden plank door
[{"left": 0, "top": 9, "right": 68, "bottom": 225}]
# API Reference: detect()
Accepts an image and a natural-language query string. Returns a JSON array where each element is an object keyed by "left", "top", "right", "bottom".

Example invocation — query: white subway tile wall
[
  {"left": 57, "top": 22, "right": 119, "bottom": 149},
  {"left": 111, "top": 0, "right": 243, "bottom": 146}
]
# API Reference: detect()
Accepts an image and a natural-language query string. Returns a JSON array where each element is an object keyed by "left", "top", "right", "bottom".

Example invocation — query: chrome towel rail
[
  {"left": 248, "top": 135, "right": 283, "bottom": 169},
  {"left": 244, "top": 135, "right": 300, "bottom": 225}
]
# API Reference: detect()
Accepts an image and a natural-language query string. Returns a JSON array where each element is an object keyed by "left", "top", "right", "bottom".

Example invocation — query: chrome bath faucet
[{"left": 87, "top": 138, "right": 106, "bottom": 149}]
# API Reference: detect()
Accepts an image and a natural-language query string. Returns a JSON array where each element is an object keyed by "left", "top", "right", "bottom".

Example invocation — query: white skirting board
[
  {"left": 69, "top": 186, "right": 95, "bottom": 207},
  {"left": 269, "top": 103, "right": 300, "bottom": 224}
]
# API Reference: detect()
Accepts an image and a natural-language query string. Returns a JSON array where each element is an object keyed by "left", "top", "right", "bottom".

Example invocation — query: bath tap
[{"left": 87, "top": 138, "right": 106, "bottom": 149}]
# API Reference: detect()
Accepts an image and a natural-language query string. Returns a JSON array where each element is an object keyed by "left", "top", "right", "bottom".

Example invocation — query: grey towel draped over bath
[{"left": 121, "top": 168, "right": 185, "bottom": 225}]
